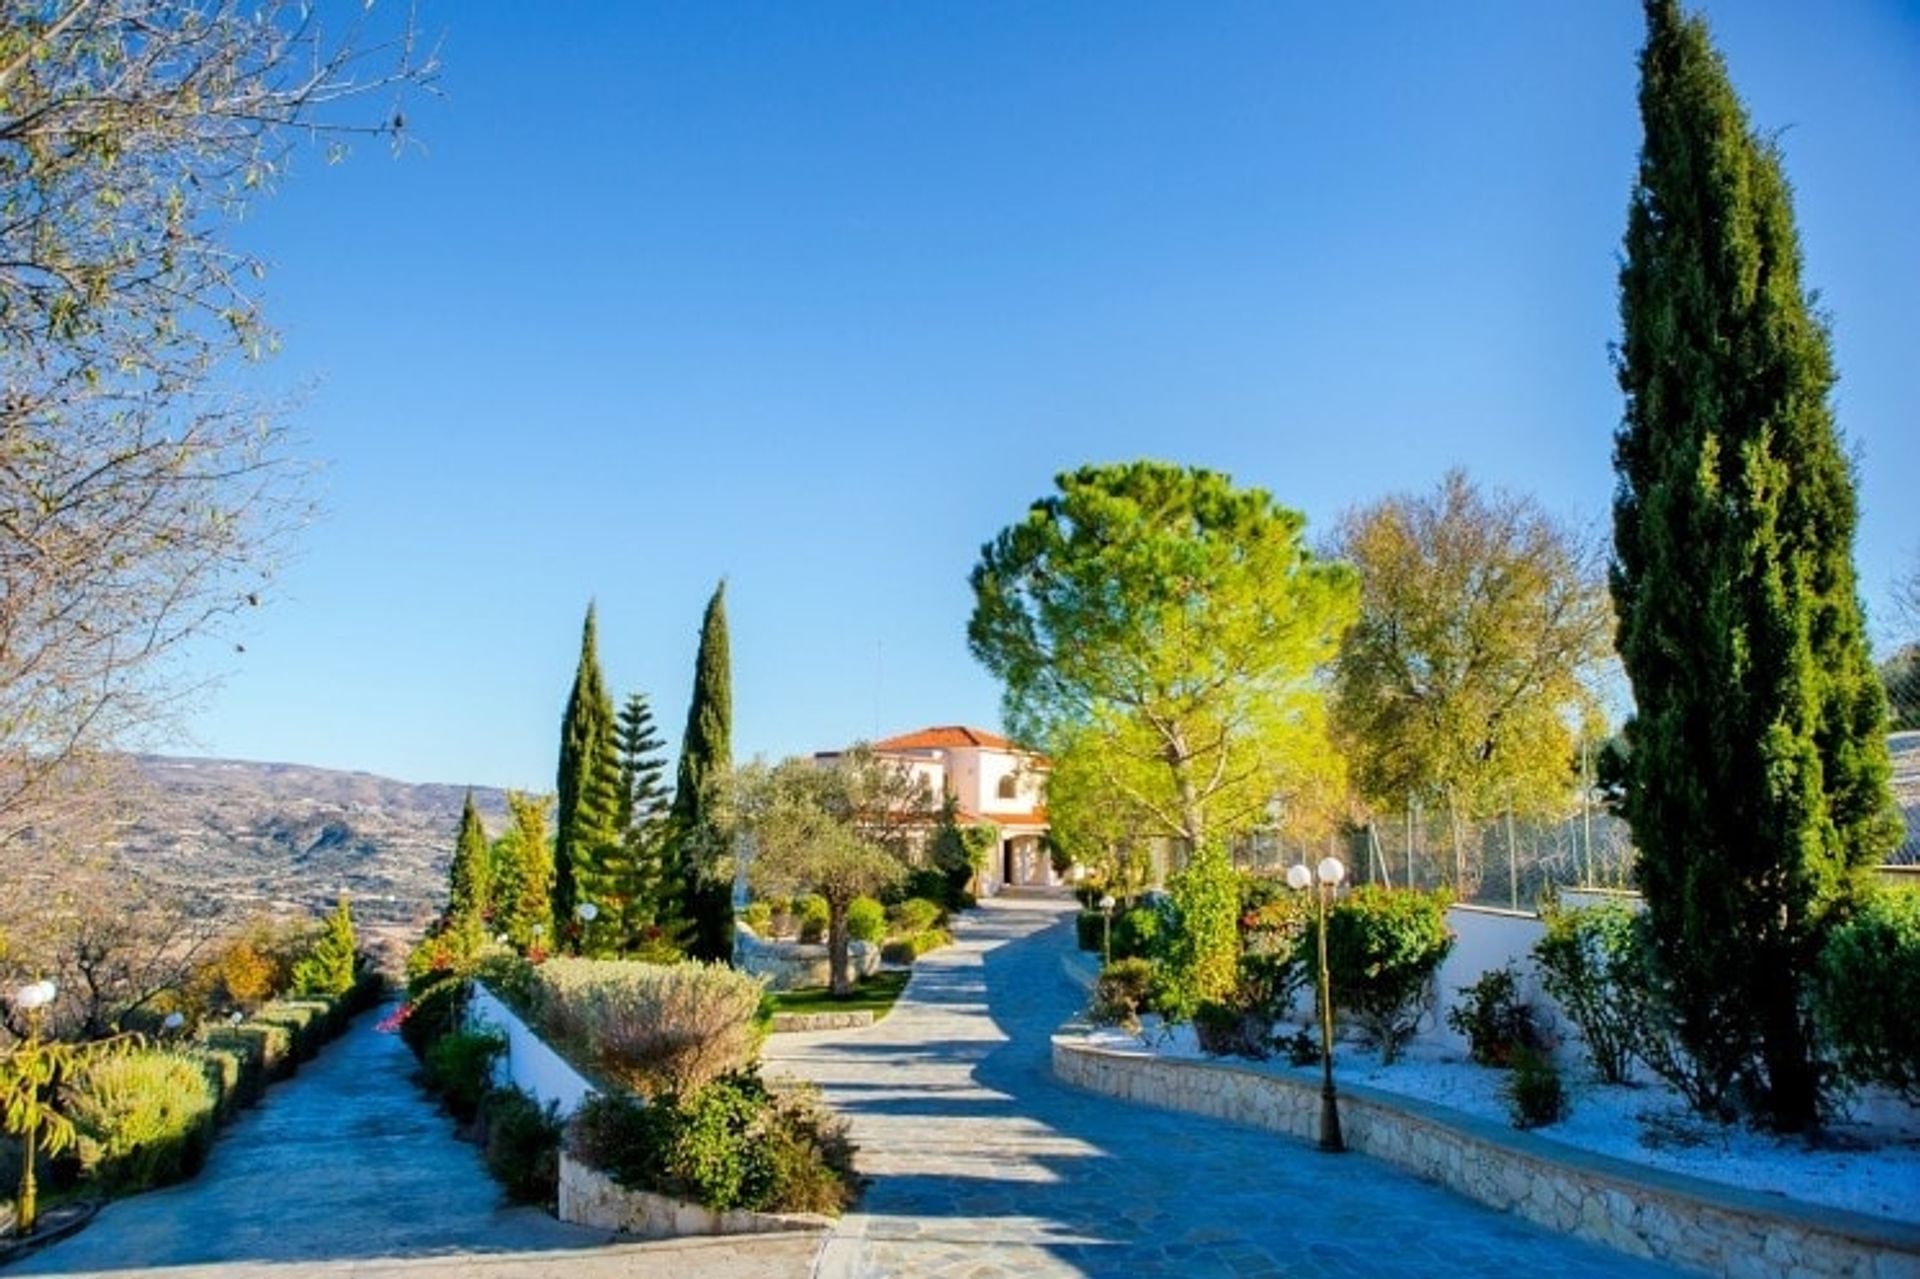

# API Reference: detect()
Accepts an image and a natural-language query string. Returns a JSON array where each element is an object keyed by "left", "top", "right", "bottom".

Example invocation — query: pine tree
[
  {"left": 615, "top": 691, "right": 681, "bottom": 949},
  {"left": 554, "top": 604, "right": 624, "bottom": 951},
  {"left": 292, "top": 898, "right": 358, "bottom": 998},
  {"left": 671, "top": 580, "right": 735, "bottom": 963},
  {"left": 1612, "top": 0, "right": 1902, "bottom": 1131},
  {"left": 447, "top": 790, "right": 491, "bottom": 925}
]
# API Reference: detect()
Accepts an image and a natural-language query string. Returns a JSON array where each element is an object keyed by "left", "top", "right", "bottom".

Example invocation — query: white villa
[{"left": 817, "top": 725, "right": 1055, "bottom": 895}]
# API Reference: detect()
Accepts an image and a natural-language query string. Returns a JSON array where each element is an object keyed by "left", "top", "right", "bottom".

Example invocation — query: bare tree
[
  {"left": 0, "top": 854, "right": 226, "bottom": 1042},
  {"left": 0, "top": 1, "right": 437, "bottom": 839}
]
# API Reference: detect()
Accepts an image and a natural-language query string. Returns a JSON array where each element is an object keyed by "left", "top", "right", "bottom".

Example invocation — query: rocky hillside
[{"left": 110, "top": 756, "right": 512, "bottom": 938}]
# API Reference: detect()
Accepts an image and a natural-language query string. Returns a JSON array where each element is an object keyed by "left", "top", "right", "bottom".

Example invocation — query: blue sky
[{"left": 186, "top": 1, "right": 1920, "bottom": 791}]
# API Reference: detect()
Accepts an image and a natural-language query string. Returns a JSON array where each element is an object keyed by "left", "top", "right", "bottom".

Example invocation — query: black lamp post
[
  {"left": 1288, "top": 856, "right": 1347, "bottom": 1153},
  {"left": 1097, "top": 894, "right": 1116, "bottom": 966}
]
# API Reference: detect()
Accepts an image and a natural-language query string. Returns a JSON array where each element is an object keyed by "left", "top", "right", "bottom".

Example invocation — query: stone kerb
[
  {"left": 468, "top": 983, "right": 597, "bottom": 1119},
  {"left": 557, "top": 1153, "right": 831, "bottom": 1241},
  {"left": 733, "top": 923, "right": 880, "bottom": 991},
  {"left": 769, "top": 1009, "right": 874, "bottom": 1034},
  {"left": 1052, "top": 1031, "right": 1920, "bottom": 1278}
]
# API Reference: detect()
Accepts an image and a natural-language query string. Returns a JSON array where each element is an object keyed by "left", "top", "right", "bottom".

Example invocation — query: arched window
[{"left": 997, "top": 773, "right": 1019, "bottom": 801}]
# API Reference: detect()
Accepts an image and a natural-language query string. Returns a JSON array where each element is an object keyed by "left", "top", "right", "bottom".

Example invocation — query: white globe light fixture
[
  {"left": 12, "top": 979, "right": 57, "bottom": 1012},
  {"left": 1096, "top": 894, "right": 1118, "bottom": 965},
  {"left": 576, "top": 901, "right": 599, "bottom": 923},
  {"left": 162, "top": 1011, "right": 187, "bottom": 1033},
  {"left": 1287, "top": 855, "right": 1349, "bottom": 1154}
]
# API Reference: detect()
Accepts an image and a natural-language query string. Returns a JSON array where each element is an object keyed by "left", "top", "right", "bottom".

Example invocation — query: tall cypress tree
[
  {"left": 447, "top": 789, "right": 491, "bottom": 924},
  {"left": 1612, "top": 0, "right": 1901, "bottom": 1131},
  {"left": 672, "top": 580, "right": 735, "bottom": 963},
  {"left": 554, "top": 604, "right": 624, "bottom": 949}
]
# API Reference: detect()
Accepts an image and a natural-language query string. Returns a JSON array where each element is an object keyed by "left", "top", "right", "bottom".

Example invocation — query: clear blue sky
[{"left": 184, "top": 1, "right": 1920, "bottom": 791}]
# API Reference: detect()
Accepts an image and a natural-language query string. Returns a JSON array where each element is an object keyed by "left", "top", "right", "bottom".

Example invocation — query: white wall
[
  {"left": 468, "top": 984, "right": 598, "bottom": 1118},
  {"left": 1429, "top": 905, "right": 1550, "bottom": 1055}
]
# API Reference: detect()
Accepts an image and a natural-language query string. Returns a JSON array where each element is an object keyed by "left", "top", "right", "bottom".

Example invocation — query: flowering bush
[{"left": 533, "top": 958, "right": 766, "bottom": 1098}]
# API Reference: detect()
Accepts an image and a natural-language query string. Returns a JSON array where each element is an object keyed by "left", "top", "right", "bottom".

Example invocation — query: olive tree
[{"left": 735, "top": 748, "right": 935, "bottom": 996}]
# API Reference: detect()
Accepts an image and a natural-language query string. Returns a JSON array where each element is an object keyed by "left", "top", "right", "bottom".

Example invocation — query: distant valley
[{"left": 109, "top": 755, "right": 513, "bottom": 941}]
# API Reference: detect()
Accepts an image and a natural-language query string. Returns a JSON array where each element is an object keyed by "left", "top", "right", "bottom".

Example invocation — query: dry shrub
[{"left": 533, "top": 958, "right": 766, "bottom": 1097}]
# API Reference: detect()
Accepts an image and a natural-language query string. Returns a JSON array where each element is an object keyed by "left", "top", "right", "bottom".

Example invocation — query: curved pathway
[
  {"left": 765, "top": 895, "right": 1677, "bottom": 1279},
  {"left": 15, "top": 1006, "right": 818, "bottom": 1278}
]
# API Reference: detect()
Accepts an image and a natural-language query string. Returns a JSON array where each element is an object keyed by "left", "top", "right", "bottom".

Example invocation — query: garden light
[{"left": 1288, "top": 858, "right": 1347, "bottom": 1153}]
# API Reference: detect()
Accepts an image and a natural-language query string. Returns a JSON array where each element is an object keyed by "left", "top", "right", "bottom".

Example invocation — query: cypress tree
[
  {"left": 554, "top": 604, "right": 623, "bottom": 949},
  {"left": 1612, "top": 0, "right": 1901, "bottom": 1131},
  {"left": 447, "top": 790, "right": 491, "bottom": 924},
  {"left": 671, "top": 580, "right": 735, "bottom": 963}
]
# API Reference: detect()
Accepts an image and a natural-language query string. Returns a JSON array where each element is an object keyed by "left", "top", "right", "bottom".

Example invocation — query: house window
[{"left": 997, "top": 774, "right": 1018, "bottom": 801}]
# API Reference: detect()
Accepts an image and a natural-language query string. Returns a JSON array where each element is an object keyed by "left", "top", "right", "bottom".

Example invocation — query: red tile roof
[
  {"left": 873, "top": 725, "right": 1021, "bottom": 752},
  {"left": 959, "top": 807, "right": 1050, "bottom": 829}
]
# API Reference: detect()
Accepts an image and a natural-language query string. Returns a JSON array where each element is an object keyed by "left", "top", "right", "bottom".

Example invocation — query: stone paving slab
[
  {"left": 766, "top": 895, "right": 1680, "bottom": 1279},
  {"left": 13, "top": 1006, "right": 819, "bottom": 1279}
]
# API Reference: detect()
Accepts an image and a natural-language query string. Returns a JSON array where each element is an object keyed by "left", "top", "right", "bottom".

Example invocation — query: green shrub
[
  {"left": 1316, "top": 886, "right": 1453, "bottom": 1063},
  {"left": 887, "top": 897, "right": 944, "bottom": 936},
  {"left": 1160, "top": 843, "right": 1241, "bottom": 1021},
  {"left": 193, "top": 1046, "right": 245, "bottom": 1117},
  {"left": 1504, "top": 1047, "right": 1569, "bottom": 1129},
  {"left": 228, "top": 1020, "right": 294, "bottom": 1081},
  {"left": 567, "top": 1071, "right": 853, "bottom": 1214},
  {"left": 1089, "top": 957, "right": 1156, "bottom": 1029},
  {"left": 846, "top": 896, "right": 886, "bottom": 944},
  {"left": 878, "top": 928, "right": 950, "bottom": 964},
  {"left": 740, "top": 901, "right": 775, "bottom": 934},
  {"left": 196, "top": 1031, "right": 267, "bottom": 1106},
  {"left": 1446, "top": 963, "right": 1548, "bottom": 1068},
  {"left": 253, "top": 1001, "right": 325, "bottom": 1060},
  {"left": 63, "top": 1049, "right": 219, "bottom": 1194},
  {"left": 1075, "top": 910, "right": 1107, "bottom": 953},
  {"left": 1111, "top": 905, "right": 1165, "bottom": 962},
  {"left": 534, "top": 958, "right": 766, "bottom": 1098},
  {"left": 424, "top": 1029, "right": 505, "bottom": 1121},
  {"left": 1533, "top": 903, "right": 1650, "bottom": 1085},
  {"left": 795, "top": 895, "right": 830, "bottom": 944},
  {"left": 1193, "top": 999, "right": 1271, "bottom": 1059},
  {"left": 1816, "top": 888, "right": 1920, "bottom": 1102},
  {"left": 480, "top": 1088, "right": 563, "bottom": 1204}
]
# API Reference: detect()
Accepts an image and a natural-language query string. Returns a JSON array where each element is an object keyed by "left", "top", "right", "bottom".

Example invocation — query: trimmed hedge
[{"left": 64, "top": 1049, "right": 221, "bottom": 1195}]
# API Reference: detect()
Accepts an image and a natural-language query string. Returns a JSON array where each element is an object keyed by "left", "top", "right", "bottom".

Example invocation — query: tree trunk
[{"left": 828, "top": 898, "right": 854, "bottom": 998}]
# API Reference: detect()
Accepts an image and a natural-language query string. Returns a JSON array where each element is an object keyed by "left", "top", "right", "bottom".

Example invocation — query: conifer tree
[
  {"left": 292, "top": 898, "right": 358, "bottom": 998},
  {"left": 615, "top": 692, "right": 681, "bottom": 948},
  {"left": 553, "top": 604, "right": 624, "bottom": 949},
  {"left": 447, "top": 790, "right": 492, "bottom": 924},
  {"left": 491, "top": 791, "right": 555, "bottom": 951},
  {"left": 671, "top": 580, "right": 735, "bottom": 962},
  {"left": 1612, "top": 0, "right": 1902, "bottom": 1131}
]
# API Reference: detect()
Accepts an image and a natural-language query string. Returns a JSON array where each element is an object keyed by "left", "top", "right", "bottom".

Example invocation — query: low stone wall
[
  {"left": 770, "top": 1009, "right": 874, "bottom": 1034},
  {"left": 734, "top": 926, "right": 880, "bottom": 991},
  {"left": 1053, "top": 1033, "right": 1920, "bottom": 1278},
  {"left": 557, "top": 1153, "right": 831, "bottom": 1240}
]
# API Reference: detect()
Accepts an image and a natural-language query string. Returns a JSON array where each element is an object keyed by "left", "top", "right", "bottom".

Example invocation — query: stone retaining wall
[
  {"left": 557, "top": 1153, "right": 831, "bottom": 1240},
  {"left": 770, "top": 1010, "right": 874, "bottom": 1033},
  {"left": 1053, "top": 1033, "right": 1920, "bottom": 1278},
  {"left": 733, "top": 926, "right": 880, "bottom": 991}
]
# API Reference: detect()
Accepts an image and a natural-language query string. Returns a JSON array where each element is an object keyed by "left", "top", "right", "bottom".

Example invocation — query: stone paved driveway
[
  {"left": 765, "top": 895, "right": 1677, "bottom": 1279},
  {"left": 15, "top": 1003, "right": 820, "bottom": 1278}
]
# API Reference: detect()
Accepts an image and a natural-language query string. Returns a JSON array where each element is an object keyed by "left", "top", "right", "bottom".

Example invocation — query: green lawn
[{"left": 766, "top": 969, "right": 910, "bottom": 1017}]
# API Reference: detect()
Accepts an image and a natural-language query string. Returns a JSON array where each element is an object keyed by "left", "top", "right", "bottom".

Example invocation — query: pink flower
[{"left": 376, "top": 1003, "right": 414, "bottom": 1034}]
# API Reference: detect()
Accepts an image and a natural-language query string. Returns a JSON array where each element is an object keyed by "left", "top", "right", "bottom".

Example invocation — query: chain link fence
[{"left": 1235, "top": 729, "right": 1918, "bottom": 914}]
